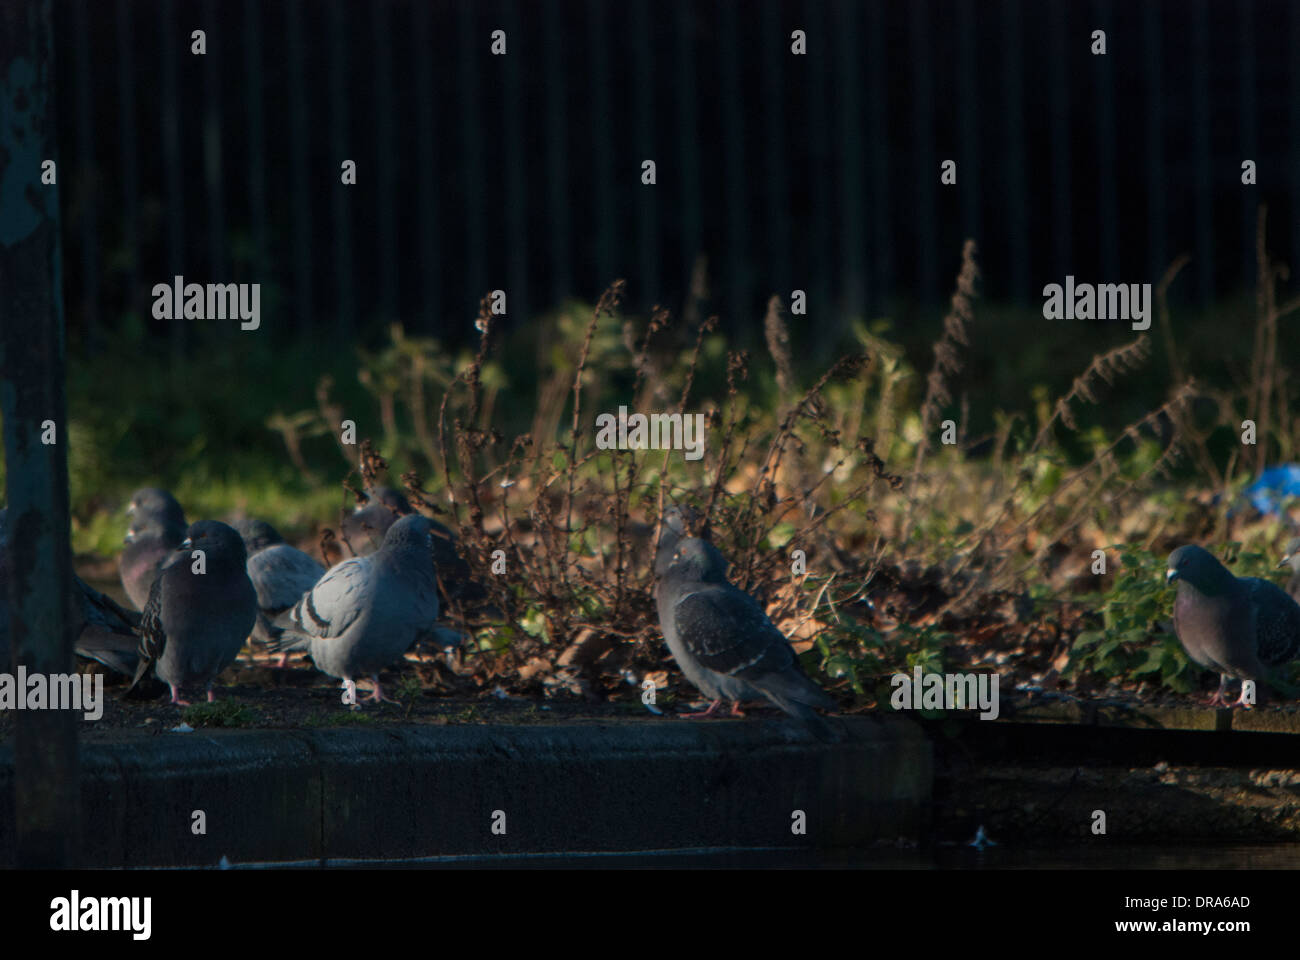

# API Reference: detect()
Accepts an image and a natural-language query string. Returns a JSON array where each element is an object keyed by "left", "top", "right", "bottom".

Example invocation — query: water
[{"left": 184, "top": 842, "right": 1300, "bottom": 869}]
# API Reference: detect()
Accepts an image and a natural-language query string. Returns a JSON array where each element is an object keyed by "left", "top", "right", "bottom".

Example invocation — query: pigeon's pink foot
[
  {"left": 364, "top": 679, "right": 402, "bottom": 705},
  {"left": 207, "top": 689, "right": 217, "bottom": 704},
  {"left": 1204, "top": 691, "right": 1232, "bottom": 707},
  {"left": 681, "top": 699, "right": 723, "bottom": 718},
  {"left": 729, "top": 701, "right": 746, "bottom": 717},
  {"left": 169, "top": 686, "right": 191, "bottom": 707},
  {"left": 275, "top": 654, "right": 290, "bottom": 669}
]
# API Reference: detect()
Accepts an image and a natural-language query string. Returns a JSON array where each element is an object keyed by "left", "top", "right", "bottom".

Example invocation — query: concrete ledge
[{"left": 0, "top": 716, "right": 931, "bottom": 867}]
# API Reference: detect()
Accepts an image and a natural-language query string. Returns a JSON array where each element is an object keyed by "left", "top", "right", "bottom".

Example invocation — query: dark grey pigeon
[
  {"left": 129, "top": 520, "right": 257, "bottom": 705},
  {"left": 0, "top": 507, "right": 142, "bottom": 676},
  {"left": 655, "top": 536, "right": 837, "bottom": 739},
  {"left": 341, "top": 487, "right": 475, "bottom": 605},
  {"left": 234, "top": 518, "right": 326, "bottom": 656},
  {"left": 277, "top": 514, "right": 442, "bottom": 705},
  {"left": 119, "top": 487, "right": 187, "bottom": 610},
  {"left": 1277, "top": 538, "right": 1300, "bottom": 603},
  {"left": 1167, "top": 544, "right": 1300, "bottom": 707},
  {"left": 341, "top": 486, "right": 413, "bottom": 556}
]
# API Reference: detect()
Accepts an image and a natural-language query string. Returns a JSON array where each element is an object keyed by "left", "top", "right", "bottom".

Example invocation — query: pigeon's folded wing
[
  {"left": 292, "top": 557, "right": 372, "bottom": 639},
  {"left": 672, "top": 585, "right": 794, "bottom": 681},
  {"left": 1244, "top": 577, "right": 1300, "bottom": 665},
  {"left": 249, "top": 545, "right": 325, "bottom": 612}
]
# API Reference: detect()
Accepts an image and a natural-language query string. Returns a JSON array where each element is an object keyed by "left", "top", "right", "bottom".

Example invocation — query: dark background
[{"left": 51, "top": 0, "right": 1300, "bottom": 358}]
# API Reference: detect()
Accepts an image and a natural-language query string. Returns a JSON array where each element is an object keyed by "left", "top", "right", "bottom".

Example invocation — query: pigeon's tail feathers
[
  {"left": 770, "top": 695, "right": 841, "bottom": 743},
  {"left": 75, "top": 629, "right": 140, "bottom": 677},
  {"left": 757, "top": 667, "right": 838, "bottom": 712},
  {"left": 756, "top": 671, "right": 839, "bottom": 742}
]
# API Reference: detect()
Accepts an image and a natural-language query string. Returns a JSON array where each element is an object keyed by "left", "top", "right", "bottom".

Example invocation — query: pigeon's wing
[
  {"left": 77, "top": 576, "right": 140, "bottom": 634},
  {"left": 672, "top": 584, "right": 797, "bottom": 681},
  {"left": 1244, "top": 577, "right": 1300, "bottom": 665},
  {"left": 129, "top": 575, "right": 167, "bottom": 690},
  {"left": 248, "top": 545, "right": 326, "bottom": 612},
  {"left": 291, "top": 557, "right": 372, "bottom": 639}
]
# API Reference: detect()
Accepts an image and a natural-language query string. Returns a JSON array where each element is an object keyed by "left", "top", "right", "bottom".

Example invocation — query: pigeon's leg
[
  {"left": 680, "top": 699, "right": 723, "bottom": 718},
  {"left": 206, "top": 688, "right": 217, "bottom": 704},
  {"left": 168, "top": 685, "right": 191, "bottom": 707},
  {"left": 364, "top": 675, "right": 402, "bottom": 705},
  {"left": 1204, "top": 675, "right": 1232, "bottom": 707},
  {"left": 275, "top": 652, "right": 290, "bottom": 669},
  {"left": 728, "top": 701, "right": 746, "bottom": 717}
]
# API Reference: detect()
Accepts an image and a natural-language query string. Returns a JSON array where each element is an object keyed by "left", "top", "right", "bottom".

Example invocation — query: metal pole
[{"left": 0, "top": 0, "right": 78, "bottom": 868}]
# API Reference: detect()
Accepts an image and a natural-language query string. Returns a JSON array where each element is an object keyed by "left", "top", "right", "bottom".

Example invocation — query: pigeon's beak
[
  {"left": 126, "top": 503, "right": 136, "bottom": 515},
  {"left": 180, "top": 537, "right": 193, "bottom": 550},
  {"left": 123, "top": 530, "right": 135, "bottom": 545},
  {"left": 1279, "top": 555, "right": 1292, "bottom": 570},
  {"left": 1166, "top": 568, "right": 1179, "bottom": 583}
]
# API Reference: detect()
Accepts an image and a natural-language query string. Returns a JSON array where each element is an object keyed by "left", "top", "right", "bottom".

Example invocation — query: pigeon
[
  {"left": 276, "top": 514, "right": 442, "bottom": 705},
  {"left": 340, "top": 486, "right": 413, "bottom": 556},
  {"left": 341, "top": 487, "right": 477, "bottom": 606},
  {"left": 654, "top": 535, "right": 838, "bottom": 739},
  {"left": 233, "top": 518, "right": 326, "bottom": 656},
  {"left": 1277, "top": 538, "right": 1300, "bottom": 603},
  {"left": 0, "top": 507, "right": 142, "bottom": 676},
  {"left": 1166, "top": 544, "right": 1300, "bottom": 707},
  {"left": 119, "top": 487, "right": 187, "bottom": 610},
  {"left": 129, "top": 520, "right": 258, "bottom": 705}
]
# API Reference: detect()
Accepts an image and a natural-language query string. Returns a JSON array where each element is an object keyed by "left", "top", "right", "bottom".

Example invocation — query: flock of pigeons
[
  {"left": 0, "top": 489, "right": 844, "bottom": 737},
  {"left": 6, "top": 483, "right": 1300, "bottom": 722}
]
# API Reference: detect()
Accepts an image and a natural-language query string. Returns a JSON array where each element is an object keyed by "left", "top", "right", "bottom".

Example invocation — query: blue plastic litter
[{"left": 1242, "top": 465, "right": 1300, "bottom": 515}]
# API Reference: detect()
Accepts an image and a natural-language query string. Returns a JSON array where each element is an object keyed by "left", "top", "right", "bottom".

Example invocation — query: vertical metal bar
[
  {"left": 1238, "top": 0, "right": 1256, "bottom": 288},
  {"left": 633, "top": 0, "right": 657, "bottom": 309},
  {"left": 544, "top": 0, "right": 572, "bottom": 303},
  {"left": 762, "top": 0, "right": 789, "bottom": 305},
  {"left": 720, "top": 0, "right": 748, "bottom": 323},
  {"left": 413, "top": 0, "right": 437, "bottom": 331},
  {"left": 865, "top": 0, "right": 888, "bottom": 311},
  {"left": 675, "top": 0, "right": 702, "bottom": 299},
  {"left": 1048, "top": 0, "right": 1071, "bottom": 280},
  {"left": 203, "top": 0, "right": 226, "bottom": 282},
  {"left": 332, "top": 0, "right": 356, "bottom": 335},
  {"left": 807, "top": 0, "right": 832, "bottom": 319},
  {"left": 244, "top": 0, "right": 268, "bottom": 283},
  {"left": 1001, "top": 0, "right": 1028, "bottom": 304},
  {"left": 0, "top": 0, "right": 78, "bottom": 868},
  {"left": 957, "top": 0, "right": 982, "bottom": 250},
  {"left": 1191, "top": 0, "right": 1212, "bottom": 304},
  {"left": 73, "top": 0, "right": 98, "bottom": 351},
  {"left": 287, "top": 0, "right": 313, "bottom": 330},
  {"left": 1094, "top": 0, "right": 1118, "bottom": 282},
  {"left": 116, "top": 0, "right": 139, "bottom": 322},
  {"left": 836, "top": 0, "right": 864, "bottom": 321},
  {"left": 459, "top": 2, "right": 487, "bottom": 300},
  {"left": 910, "top": 0, "right": 936, "bottom": 305},
  {"left": 161, "top": 0, "right": 186, "bottom": 357},
  {"left": 504, "top": 0, "right": 529, "bottom": 322},
  {"left": 374, "top": 0, "right": 398, "bottom": 324},
  {"left": 1144, "top": 0, "right": 1166, "bottom": 281}
]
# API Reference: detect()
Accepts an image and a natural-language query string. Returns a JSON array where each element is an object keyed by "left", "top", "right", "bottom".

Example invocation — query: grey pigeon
[
  {"left": 1277, "top": 538, "right": 1300, "bottom": 603},
  {"left": 119, "top": 487, "right": 187, "bottom": 610},
  {"left": 341, "top": 486, "right": 413, "bottom": 556},
  {"left": 129, "top": 520, "right": 257, "bottom": 705},
  {"left": 233, "top": 518, "right": 326, "bottom": 655},
  {"left": 277, "top": 514, "right": 442, "bottom": 705},
  {"left": 1167, "top": 544, "right": 1300, "bottom": 706},
  {"left": 0, "top": 507, "right": 142, "bottom": 676},
  {"left": 341, "top": 487, "right": 476, "bottom": 605},
  {"left": 654, "top": 535, "right": 837, "bottom": 739}
]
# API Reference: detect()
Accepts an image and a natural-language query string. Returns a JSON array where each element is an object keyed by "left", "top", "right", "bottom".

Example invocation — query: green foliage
[
  {"left": 1067, "top": 548, "right": 1197, "bottom": 692},
  {"left": 182, "top": 699, "right": 256, "bottom": 728}
]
